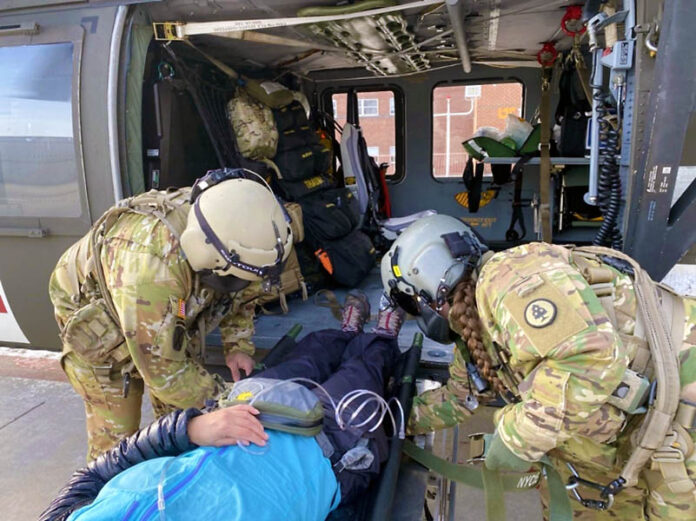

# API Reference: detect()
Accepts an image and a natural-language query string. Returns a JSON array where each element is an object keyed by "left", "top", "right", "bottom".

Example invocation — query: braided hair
[{"left": 449, "top": 279, "right": 508, "bottom": 396}]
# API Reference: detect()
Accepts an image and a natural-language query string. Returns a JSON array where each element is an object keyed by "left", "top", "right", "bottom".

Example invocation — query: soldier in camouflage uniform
[
  {"left": 381, "top": 214, "right": 696, "bottom": 520},
  {"left": 49, "top": 171, "right": 294, "bottom": 461}
]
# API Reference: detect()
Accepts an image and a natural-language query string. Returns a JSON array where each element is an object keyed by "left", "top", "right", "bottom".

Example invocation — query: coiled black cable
[{"left": 592, "top": 92, "right": 623, "bottom": 249}]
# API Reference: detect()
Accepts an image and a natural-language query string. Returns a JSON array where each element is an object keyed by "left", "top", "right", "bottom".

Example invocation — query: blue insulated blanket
[{"left": 68, "top": 431, "right": 340, "bottom": 521}]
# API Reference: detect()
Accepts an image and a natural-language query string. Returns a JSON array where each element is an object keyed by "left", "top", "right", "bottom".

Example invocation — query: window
[
  {"left": 464, "top": 85, "right": 482, "bottom": 98},
  {"left": 332, "top": 90, "right": 399, "bottom": 177},
  {"left": 0, "top": 42, "right": 81, "bottom": 217},
  {"left": 358, "top": 98, "right": 379, "bottom": 117},
  {"left": 432, "top": 82, "right": 523, "bottom": 178}
]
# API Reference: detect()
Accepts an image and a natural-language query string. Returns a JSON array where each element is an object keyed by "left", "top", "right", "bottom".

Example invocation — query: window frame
[
  {"left": 0, "top": 24, "right": 90, "bottom": 235},
  {"left": 430, "top": 78, "right": 525, "bottom": 183},
  {"left": 323, "top": 85, "right": 405, "bottom": 183}
]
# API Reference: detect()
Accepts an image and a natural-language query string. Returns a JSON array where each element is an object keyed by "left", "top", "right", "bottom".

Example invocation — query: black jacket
[{"left": 39, "top": 408, "right": 201, "bottom": 521}]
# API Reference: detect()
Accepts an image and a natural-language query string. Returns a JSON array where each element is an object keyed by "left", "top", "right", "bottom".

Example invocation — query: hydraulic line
[{"left": 592, "top": 91, "right": 623, "bottom": 250}]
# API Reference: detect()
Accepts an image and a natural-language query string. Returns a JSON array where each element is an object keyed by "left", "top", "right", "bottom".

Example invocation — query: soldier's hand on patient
[
  {"left": 225, "top": 351, "right": 255, "bottom": 382},
  {"left": 187, "top": 405, "right": 269, "bottom": 447}
]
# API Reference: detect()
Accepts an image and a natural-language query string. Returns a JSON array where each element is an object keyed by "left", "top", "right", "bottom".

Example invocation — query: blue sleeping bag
[{"left": 68, "top": 431, "right": 340, "bottom": 521}]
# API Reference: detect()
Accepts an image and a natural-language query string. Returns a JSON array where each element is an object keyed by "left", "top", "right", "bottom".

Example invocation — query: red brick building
[{"left": 332, "top": 82, "right": 523, "bottom": 178}]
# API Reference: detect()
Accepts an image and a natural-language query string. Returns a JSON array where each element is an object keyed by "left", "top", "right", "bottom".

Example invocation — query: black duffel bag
[
  {"left": 275, "top": 174, "right": 332, "bottom": 201},
  {"left": 315, "top": 230, "right": 376, "bottom": 287},
  {"left": 313, "top": 143, "right": 332, "bottom": 176},
  {"left": 274, "top": 101, "right": 309, "bottom": 132},
  {"left": 275, "top": 145, "right": 317, "bottom": 181},
  {"left": 301, "top": 188, "right": 360, "bottom": 243},
  {"left": 277, "top": 126, "right": 319, "bottom": 153}
]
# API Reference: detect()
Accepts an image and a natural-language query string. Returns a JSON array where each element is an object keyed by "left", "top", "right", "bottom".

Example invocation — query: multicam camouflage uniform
[
  {"left": 50, "top": 189, "right": 262, "bottom": 461},
  {"left": 409, "top": 242, "right": 696, "bottom": 520}
]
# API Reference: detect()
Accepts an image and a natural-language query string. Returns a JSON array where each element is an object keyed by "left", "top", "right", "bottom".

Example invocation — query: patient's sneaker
[
  {"left": 341, "top": 291, "right": 371, "bottom": 333},
  {"left": 372, "top": 298, "right": 405, "bottom": 338}
]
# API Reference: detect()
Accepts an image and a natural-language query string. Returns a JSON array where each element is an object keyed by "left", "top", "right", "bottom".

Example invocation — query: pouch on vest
[
  {"left": 284, "top": 202, "right": 304, "bottom": 244},
  {"left": 61, "top": 298, "right": 126, "bottom": 365},
  {"left": 256, "top": 249, "right": 308, "bottom": 314},
  {"left": 219, "top": 377, "right": 324, "bottom": 436}
]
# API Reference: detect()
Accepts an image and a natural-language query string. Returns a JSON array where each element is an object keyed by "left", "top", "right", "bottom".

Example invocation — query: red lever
[
  {"left": 537, "top": 42, "right": 558, "bottom": 67},
  {"left": 561, "top": 5, "right": 586, "bottom": 36}
]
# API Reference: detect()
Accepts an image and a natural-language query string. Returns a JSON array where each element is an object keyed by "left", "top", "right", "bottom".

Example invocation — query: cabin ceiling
[{"left": 146, "top": 0, "right": 585, "bottom": 76}]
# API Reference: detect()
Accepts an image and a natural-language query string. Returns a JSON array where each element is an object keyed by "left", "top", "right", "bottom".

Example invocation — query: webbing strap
[
  {"left": 403, "top": 440, "right": 572, "bottom": 521},
  {"left": 539, "top": 67, "right": 553, "bottom": 242},
  {"left": 403, "top": 439, "right": 539, "bottom": 490},
  {"left": 574, "top": 246, "right": 681, "bottom": 488},
  {"left": 481, "top": 466, "right": 506, "bottom": 521}
]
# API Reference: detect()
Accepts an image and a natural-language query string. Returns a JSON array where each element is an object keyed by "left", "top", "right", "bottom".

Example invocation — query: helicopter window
[
  {"left": 0, "top": 42, "right": 80, "bottom": 218},
  {"left": 431, "top": 82, "right": 523, "bottom": 179},
  {"left": 332, "top": 89, "right": 400, "bottom": 177}
]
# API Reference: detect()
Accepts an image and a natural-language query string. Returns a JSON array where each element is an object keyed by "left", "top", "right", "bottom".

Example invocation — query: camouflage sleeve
[
  {"left": 477, "top": 244, "right": 629, "bottom": 462},
  {"left": 408, "top": 340, "right": 479, "bottom": 435},
  {"left": 219, "top": 282, "right": 262, "bottom": 357},
  {"left": 105, "top": 242, "right": 222, "bottom": 410}
]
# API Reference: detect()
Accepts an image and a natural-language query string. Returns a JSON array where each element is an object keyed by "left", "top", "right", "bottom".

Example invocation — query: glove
[{"left": 484, "top": 433, "right": 533, "bottom": 472}]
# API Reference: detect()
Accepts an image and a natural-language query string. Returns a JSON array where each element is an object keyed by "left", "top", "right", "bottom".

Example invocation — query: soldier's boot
[
  {"left": 341, "top": 291, "right": 371, "bottom": 333},
  {"left": 372, "top": 296, "right": 406, "bottom": 338}
]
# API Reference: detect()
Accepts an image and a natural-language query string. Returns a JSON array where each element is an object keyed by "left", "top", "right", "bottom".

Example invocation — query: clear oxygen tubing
[{"left": 246, "top": 377, "right": 405, "bottom": 439}]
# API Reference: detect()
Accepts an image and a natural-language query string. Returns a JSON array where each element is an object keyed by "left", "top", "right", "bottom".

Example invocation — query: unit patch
[
  {"left": 524, "top": 299, "right": 557, "bottom": 328},
  {"left": 500, "top": 274, "right": 589, "bottom": 357}
]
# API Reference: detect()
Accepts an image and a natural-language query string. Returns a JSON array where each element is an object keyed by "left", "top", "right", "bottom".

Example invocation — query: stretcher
[{"left": 255, "top": 325, "right": 427, "bottom": 521}]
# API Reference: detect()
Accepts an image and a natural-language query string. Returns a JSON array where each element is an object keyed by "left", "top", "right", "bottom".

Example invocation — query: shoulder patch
[
  {"left": 501, "top": 278, "right": 588, "bottom": 357},
  {"left": 524, "top": 299, "right": 556, "bottom": 328}
]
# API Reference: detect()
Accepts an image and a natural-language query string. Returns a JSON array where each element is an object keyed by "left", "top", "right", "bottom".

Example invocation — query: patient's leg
[
  {"left": 257, "top": 329, "right": 355, "bottom": 383},
  {"left": 318, "top": 333, "right": 400, "bottom": 503}
]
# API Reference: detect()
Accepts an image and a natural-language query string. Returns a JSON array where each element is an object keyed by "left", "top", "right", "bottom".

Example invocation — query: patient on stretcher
[{"left": 41, "top": 292, "right": 406, "bottom": 521}]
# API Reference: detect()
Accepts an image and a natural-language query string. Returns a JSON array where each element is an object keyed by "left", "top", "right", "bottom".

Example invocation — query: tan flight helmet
[
  {"left": 380, "top": 214, "right": 488, "bottom": 343},
  {"left": 181, "top": 169, "right": 293, "bottom": 288}
]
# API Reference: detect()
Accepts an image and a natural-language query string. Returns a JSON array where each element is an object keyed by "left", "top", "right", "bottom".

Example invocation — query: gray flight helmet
[{"left": 380, "top": 214, "right": 488, "bottom": 343}]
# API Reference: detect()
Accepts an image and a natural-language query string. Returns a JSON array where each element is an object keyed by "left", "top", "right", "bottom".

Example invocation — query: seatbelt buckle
[{"left": 467, "top": 432, "right": 492, "bottom": 463}]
